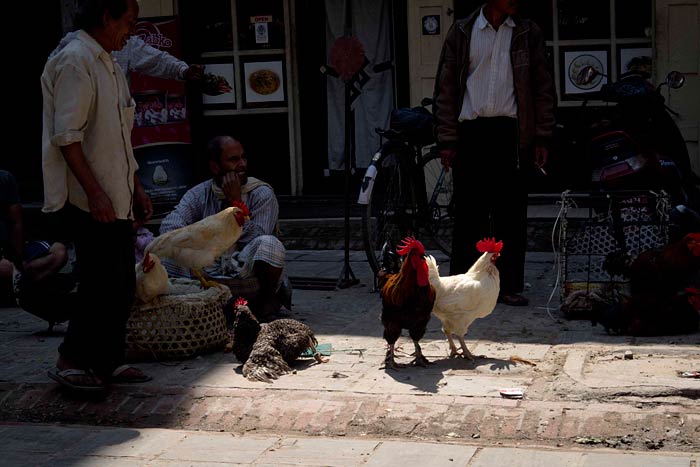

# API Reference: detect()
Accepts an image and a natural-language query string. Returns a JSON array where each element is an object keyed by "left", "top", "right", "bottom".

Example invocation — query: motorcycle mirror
[
  {"left": 666, "top": 71, "right": 685, "bottom": 89},
  {"left": 576, "top": 66, "right": 600, "bottom": 86}
]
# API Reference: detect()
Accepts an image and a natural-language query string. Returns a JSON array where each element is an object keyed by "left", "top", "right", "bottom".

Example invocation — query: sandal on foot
[
  {"left": 110, "top": 364, "right": 152, "bottom": 383},
  {"left": 47, "top": 368, "right": 105, "bottom": 392}
]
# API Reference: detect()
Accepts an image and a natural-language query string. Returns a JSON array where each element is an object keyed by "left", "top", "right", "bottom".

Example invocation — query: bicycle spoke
[
  {"left": 362, "top": 147, "right": 455, "bottom": 274},
  {"left": 422, "top": 153, "right": 454, "bottom": 256},
  {"left": 363, "top": 156, "right": 418, "bottom": 273}
]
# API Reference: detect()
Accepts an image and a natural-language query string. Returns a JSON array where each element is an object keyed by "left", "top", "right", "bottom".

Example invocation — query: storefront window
[
  {"left": 615, "top": 0, "right": 652, "bottom": 39},
  {"left": 537, "top": 0, "right": 654, "bottom": 104},
  {"left": 558, "top": 0, "right": 610, "bottom": 40},
  {"left": 183, "top": 0, "right": 298, "bottom": 194},
  {"left": 197, "top": 0, "right": 233, "bottom": 52},
  {"left": 236, "top": 0, "right": 286, "bottom": 50}
]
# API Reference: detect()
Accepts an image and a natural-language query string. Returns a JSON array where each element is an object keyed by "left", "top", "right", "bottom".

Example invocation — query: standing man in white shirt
[
  {"left": 433, "top": 0, "right": 556, "bottom": 307},
  {"left": 41, "top": 0, "right": 152, "bottom": 392}
]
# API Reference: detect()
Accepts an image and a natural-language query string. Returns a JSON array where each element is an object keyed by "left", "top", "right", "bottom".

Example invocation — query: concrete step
[
  {"left": 21, "top": 197, "right": 576, "bottom": 252},
  {"left": 21, "top": 203, "right": 568, "bottom": 252}
]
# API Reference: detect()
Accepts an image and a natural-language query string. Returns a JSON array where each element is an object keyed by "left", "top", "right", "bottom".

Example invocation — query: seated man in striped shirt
[{"left": 159, "top": 136, "right": 289, "bottom": 321}]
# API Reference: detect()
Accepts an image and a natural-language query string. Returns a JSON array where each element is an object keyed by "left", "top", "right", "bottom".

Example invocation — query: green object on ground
[{"left": 301, "top": 343, "right": 332, "bottom": 357}]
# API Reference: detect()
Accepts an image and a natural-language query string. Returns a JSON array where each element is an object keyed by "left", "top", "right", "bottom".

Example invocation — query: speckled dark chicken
[{"left": 231, "top": 299, "right": 327, "bottom": 382}]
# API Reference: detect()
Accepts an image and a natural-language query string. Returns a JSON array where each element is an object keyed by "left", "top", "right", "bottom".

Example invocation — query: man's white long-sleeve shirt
[
  {"left": 41, "top": 30, "right": 138, "bottom": 219},
  {"left": 51, "top": 32, "right": 189, "bottom": 81}
]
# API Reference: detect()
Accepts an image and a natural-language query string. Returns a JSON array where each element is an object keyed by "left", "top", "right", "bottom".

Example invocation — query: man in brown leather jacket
[{"left": 434, "top": 0, "right": 555, "bottom": 306}]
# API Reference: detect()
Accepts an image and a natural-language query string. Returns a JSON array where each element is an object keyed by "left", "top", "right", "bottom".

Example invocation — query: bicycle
[{"left": 358, "top": 98, "right": 454, "bottom": 275}]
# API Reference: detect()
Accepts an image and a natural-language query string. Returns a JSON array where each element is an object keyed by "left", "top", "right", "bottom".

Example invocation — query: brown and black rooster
[
  {"left": 231, "top": 298, "right": 328, "bottom": 382},
  {"left": 597, "top": 232, "right": 700, "bottom": 335},
  {"left": 378, "top": 237, "right": 436, "bottom": 370}
]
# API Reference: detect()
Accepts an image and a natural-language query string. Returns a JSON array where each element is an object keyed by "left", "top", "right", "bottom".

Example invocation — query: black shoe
[{"left": 498, "top": 293, "right": 529, "bottom": 307}]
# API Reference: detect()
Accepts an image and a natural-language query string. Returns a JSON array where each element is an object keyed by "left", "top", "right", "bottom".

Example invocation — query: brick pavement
[
  {"left": 1, "top": 252, "right": 699, "bottom": 454},
  {"left": 1, "top": 423, "right": 698, "bottom": 466}
]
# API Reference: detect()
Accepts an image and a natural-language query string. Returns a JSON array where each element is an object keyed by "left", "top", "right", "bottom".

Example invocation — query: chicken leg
[
  {"left": 410, "top": 340, "right": 431, "bottom": 367},
  {"left": 191, "top": 269, "right": 227, "bottom": 290},
  {"left": 308, "top": 338, "right": 329, "bottom": 363},
  {"left": 384, "top": 343, "right": 407, "bottom": 370},
  {"left": 456, "top": 335, "right": 476, "bottom": 360},
  {"left": 444, "top": 331, "right": 461, "bottom": 358}
]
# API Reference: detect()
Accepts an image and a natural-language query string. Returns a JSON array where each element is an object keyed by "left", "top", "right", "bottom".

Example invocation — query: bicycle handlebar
[{"left": 375, "top": 127, "right": 405, "bottom": 139}]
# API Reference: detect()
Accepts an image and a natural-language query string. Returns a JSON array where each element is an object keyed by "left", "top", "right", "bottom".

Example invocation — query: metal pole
[{"left": 337, "top": 80, "right": 359, "bottom": 289}]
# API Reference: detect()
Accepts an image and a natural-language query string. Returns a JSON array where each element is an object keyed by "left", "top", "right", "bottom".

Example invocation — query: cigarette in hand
[{"left": 539, "top": 167, "right": 547, "bottom": 176}]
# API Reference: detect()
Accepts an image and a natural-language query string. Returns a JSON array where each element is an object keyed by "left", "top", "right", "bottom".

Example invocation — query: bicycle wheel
[
  {"left": 421, "top": 149, "right": 454, "bottom": 256},
  {"left": 362, "top": 148, "right": 418, "bottom": 275}
]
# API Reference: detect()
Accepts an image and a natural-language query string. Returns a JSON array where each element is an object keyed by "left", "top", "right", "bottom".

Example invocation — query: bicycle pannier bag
[{"left": 389, "top": 107, "right": 435, "bottom": 146}]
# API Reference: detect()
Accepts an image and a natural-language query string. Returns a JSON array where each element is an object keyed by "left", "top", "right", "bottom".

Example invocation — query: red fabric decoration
[
  {"left": 476, "top": 237, "right": 503, "bottom": 254},
  {"left": 330, "top": 36, "right": 365, "bottom": 81},
  {"left": 396, "top": 237, "right": 426, "bottom": 256}
]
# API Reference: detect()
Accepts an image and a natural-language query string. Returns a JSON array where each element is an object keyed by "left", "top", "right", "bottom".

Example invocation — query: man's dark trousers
[
  {"left": 58, "top": 205, "right": 135, "bottom": 379},
  {"left": 450, "top": 116, "right": 528, "bottom": 295}
]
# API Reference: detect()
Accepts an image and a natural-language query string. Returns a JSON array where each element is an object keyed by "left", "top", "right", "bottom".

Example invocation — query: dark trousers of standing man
[
  {"left": 450, "top": 117, "right": 528, "bottom": 295},
  {"left": 58, "top": 205, "right": 135, "bottom": 379}
]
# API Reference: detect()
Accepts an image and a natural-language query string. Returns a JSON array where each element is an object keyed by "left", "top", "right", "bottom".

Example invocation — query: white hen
[
  {"left": 134, "top": 252, "right": 171, "bottom": 304},
  {"left": 426, "top": 238, "right": 502, "bottom": 359},
  {"left": 145, "top": 201, "right": 249, "bottom": 288}
]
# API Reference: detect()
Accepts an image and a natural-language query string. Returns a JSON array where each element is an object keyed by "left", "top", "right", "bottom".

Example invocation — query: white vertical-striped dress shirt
[{"left": 458, "top": 8, "right": 518, "bottom": 121}]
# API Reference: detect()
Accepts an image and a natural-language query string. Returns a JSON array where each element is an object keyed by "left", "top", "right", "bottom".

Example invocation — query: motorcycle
[{"left": 574, "top": 65, "right": 700, "bottom": 233}]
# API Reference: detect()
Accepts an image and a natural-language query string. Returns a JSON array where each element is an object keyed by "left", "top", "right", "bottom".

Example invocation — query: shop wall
[{"left": 139, "top": 0, "right": 175, "bottom": 17}]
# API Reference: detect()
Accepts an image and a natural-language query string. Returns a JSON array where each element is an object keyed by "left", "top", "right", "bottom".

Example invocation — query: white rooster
[
  {"left": 145, "top": 201, "right": 250, "bottom": 289},
  {"left": 134, "top": 252, "right": 171, "bottom": 304},
  {"left": 426, "top": 237, "right": 502, "bottom": 359}
]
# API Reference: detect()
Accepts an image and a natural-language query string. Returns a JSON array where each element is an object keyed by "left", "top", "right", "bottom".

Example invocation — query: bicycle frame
[{"left": 359, "top": 136, "right": 453, "bottom": 275}]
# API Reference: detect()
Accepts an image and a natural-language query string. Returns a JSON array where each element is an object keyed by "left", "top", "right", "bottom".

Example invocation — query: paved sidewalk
[
  {"left": 1, "top": 423, "right": 697, "bottom": 467},
  {"left": 1, "top": 251, "right": 699, "bottom": 454}
]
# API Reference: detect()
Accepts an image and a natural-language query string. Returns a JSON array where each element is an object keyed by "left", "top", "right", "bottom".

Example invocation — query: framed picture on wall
[
  {"left": 560, "top": 46, "right": 609, "bottom": 100},
  {"left": 618, "top": 46, "right": 652, "bottom": 77},
  {"left": 241, "top": 57, "right": 286, "bottom": 108},
  {"left": 201, "top": 62, "right": 235, "bottom": 108}
]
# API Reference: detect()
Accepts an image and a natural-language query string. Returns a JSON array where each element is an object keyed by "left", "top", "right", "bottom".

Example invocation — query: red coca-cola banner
[
  {"left": 131, "top": 17, "right": 194, "bottom": 217},
  {"left": 130, "top": 17, "right": 191, "bottom": 147}
]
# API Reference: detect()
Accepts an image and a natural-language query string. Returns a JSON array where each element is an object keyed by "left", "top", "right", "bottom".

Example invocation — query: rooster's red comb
[
  {"left": 686, "top": 287, "right": 700, "bottom": 295},
  {"left": 396, "top": 237, "right": 425, "bottom": 256},
  {"left": 231, "top": 200, "right": 250, "bottom": 216},
  {"left": 476, "top": 237, "right": 503, "bottom": 254},
  {"left": 234, "top": 297, "right": 248, "bottom": 308},
  {"left": 142, "top": 252, "right": 155, "bottom": 272}
]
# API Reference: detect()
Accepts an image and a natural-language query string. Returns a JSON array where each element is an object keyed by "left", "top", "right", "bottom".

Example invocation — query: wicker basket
[{"left": 126, "top": 278, "right": 231, "bottom": 360}]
